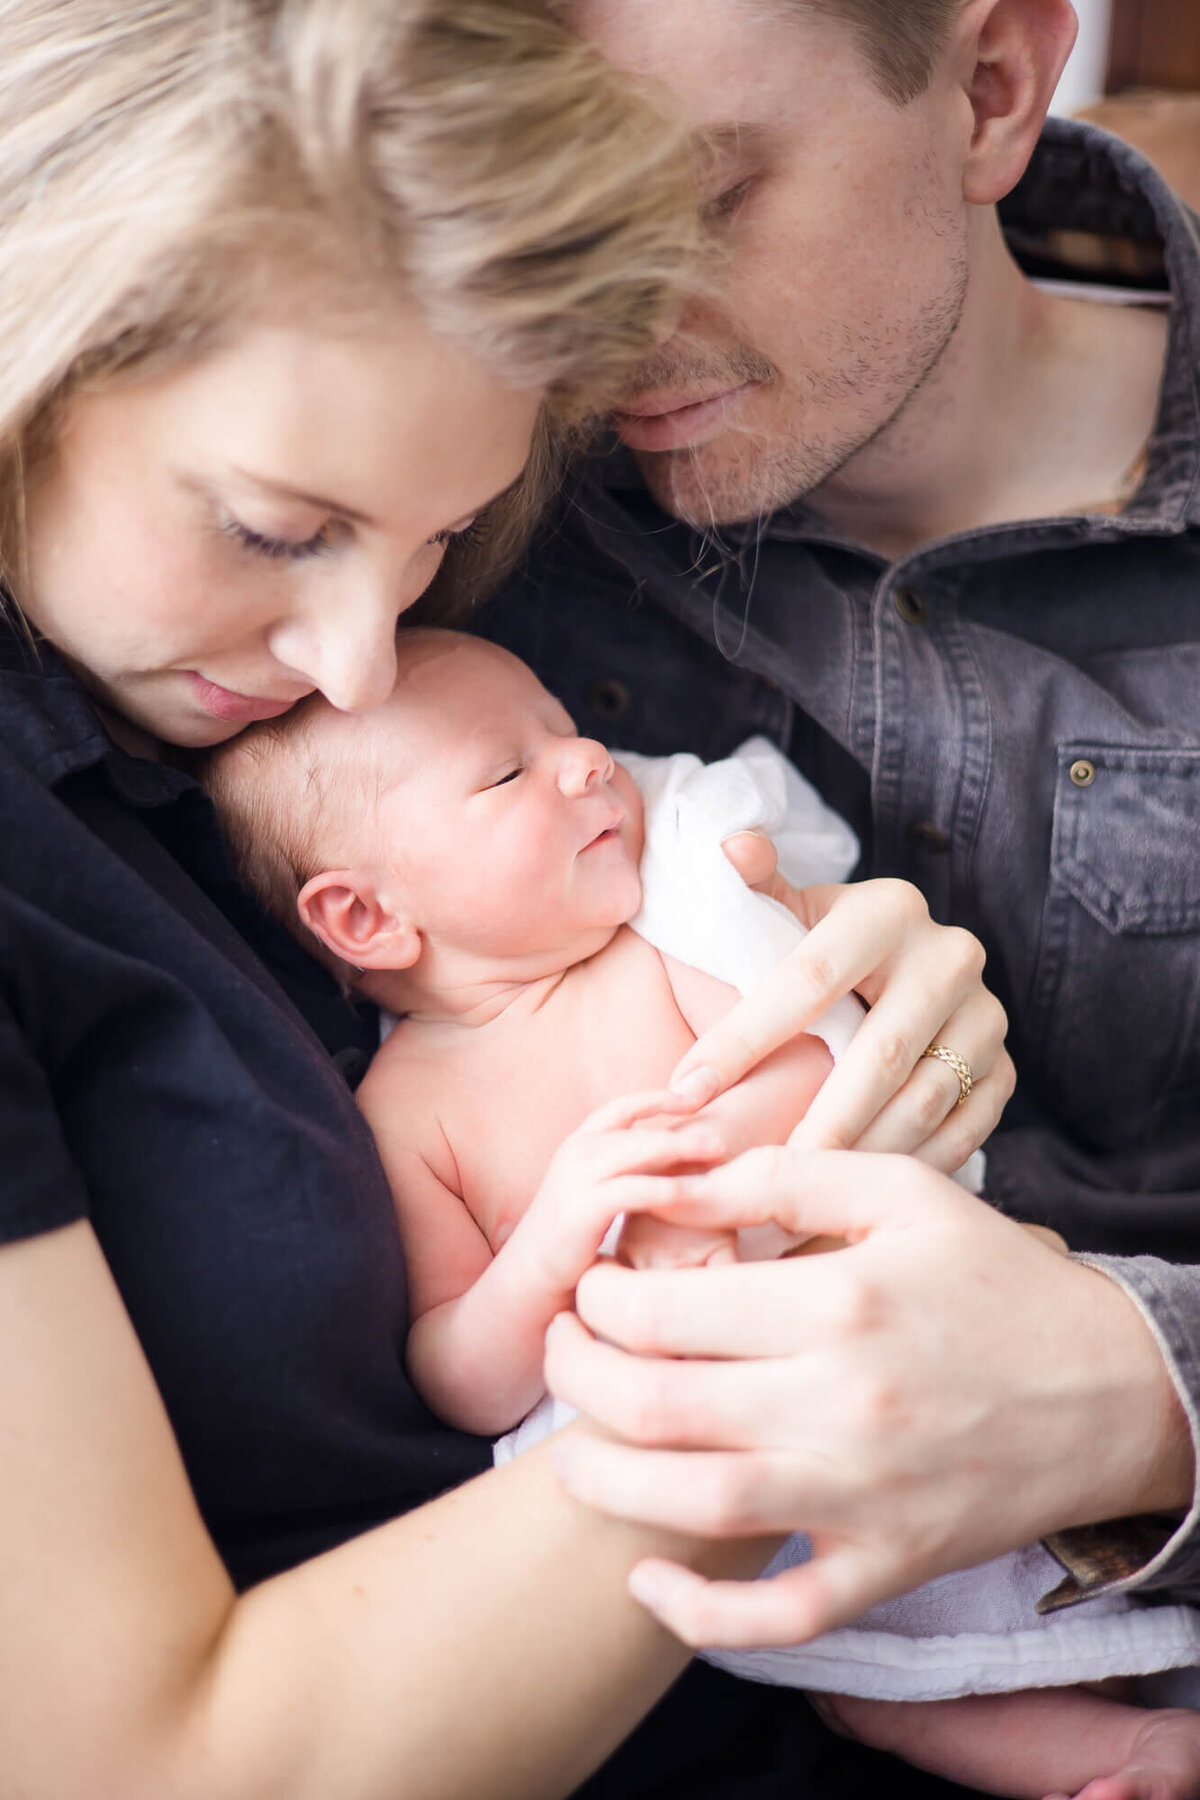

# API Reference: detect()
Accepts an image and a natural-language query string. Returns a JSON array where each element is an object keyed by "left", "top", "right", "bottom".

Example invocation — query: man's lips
[
  {"left": 611, "top": 381, "right": 757, "bottom": 452},
  {"left": 187, "top": 673, "right": 310, "bottom": 723}
]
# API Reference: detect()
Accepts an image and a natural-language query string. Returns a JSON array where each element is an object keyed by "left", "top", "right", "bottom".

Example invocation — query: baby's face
[{"left": 360, "top": 637, "right": 644, "bottom": 966}]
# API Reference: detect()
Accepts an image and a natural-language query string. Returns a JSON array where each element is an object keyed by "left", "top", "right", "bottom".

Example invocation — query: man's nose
[{"left": 556, "top": 736, "right": 614, "bottom": 798}]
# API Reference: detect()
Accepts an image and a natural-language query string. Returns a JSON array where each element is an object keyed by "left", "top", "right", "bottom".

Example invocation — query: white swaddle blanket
[{"left": 494, "top": 738, "right": 1200, "bottom": 1699}]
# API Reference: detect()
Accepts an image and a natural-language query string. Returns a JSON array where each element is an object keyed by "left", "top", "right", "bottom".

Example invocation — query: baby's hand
[
  {"left": 518, "top": 1089, "right": 727, "bottom": 1297},
  {"left": 616, "top": 1214, "right": 739, "bottom": 1270}
]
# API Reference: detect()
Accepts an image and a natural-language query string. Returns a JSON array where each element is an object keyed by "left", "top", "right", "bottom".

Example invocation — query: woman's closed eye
[
  {"left": 223, "top": 518, "right": 333, "bottom": 562},
  {"left": 428, "top": 514, "right": 484, "bottom": 549}
]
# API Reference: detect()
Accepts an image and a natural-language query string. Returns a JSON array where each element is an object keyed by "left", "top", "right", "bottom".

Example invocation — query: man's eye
[
  {"left": 223, "top": 519, "right": 332, "bottom": 562},
  {"left": 702, "top": 176, "right": 755, "bottom": 225}
]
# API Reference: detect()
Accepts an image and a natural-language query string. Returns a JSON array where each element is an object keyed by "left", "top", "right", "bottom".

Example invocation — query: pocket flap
[{"left": 1052, "top": 745, "right": 1200, "bottom": 936}]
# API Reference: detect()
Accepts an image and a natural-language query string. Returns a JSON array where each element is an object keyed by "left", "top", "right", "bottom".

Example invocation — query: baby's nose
[{"left": 557, "top": 737, "right": 614, "bottom": 797}]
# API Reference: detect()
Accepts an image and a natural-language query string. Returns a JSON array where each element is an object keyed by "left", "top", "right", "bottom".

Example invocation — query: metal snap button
[
  {"left": 585, "top": 677, "right": 632, "bottom": 723},
  {"left": 1069, "top": 759, "right": 1096, "bottom": 788},
  {"left": 894, "top": 586, "right": 926, "bottom": 625}
]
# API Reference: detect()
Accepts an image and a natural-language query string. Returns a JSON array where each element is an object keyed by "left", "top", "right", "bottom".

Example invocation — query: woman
[{"left": 0, "top": 4, "right": 1008, "bottom": 1795}]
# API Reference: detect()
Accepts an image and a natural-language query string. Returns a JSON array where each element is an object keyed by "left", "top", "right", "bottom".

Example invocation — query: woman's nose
[
  {"left": 556, "top": 736, "right": 614, "bottom": 798},
  {"left": 268, "top": 586, "right": 400, "bottom": 713}
]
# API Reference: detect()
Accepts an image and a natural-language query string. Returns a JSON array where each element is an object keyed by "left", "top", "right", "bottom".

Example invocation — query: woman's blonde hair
[{"left": 0, "top": 0, "right": 700, "bottom": 607}]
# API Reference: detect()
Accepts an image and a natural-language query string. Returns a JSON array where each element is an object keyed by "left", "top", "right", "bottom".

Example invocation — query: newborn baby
[{"left": 206, "top": 627, "right": 1200, "bottom": 1800}]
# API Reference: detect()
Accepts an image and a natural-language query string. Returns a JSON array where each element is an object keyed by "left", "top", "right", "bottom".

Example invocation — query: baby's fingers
[
  {"left": 580, "top": 1087, "right": 705, "bottom": 1136},
  {"left": 595, "top": 1123, "right": 728, "bottom": 1180}
]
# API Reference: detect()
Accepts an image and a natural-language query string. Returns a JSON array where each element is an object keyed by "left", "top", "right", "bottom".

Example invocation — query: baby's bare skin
[
  {"left": 365, "top": 926, "right": 826, "bottom": 1262},
  {"left": 359, "top": 922, "right": 831, "bottom": 1430}
]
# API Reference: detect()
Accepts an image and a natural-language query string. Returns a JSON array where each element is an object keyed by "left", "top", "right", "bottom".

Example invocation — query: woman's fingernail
[{"left": 670, "top": 1064, "right": 719, "bottom": 1105}]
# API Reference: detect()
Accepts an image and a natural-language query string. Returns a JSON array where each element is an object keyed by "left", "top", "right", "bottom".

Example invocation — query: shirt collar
[
  {"left": 593, "top": 116, "right": 1200, "bottom": 535},
  {"left": 0, "top": 613, "right": 192, "bottom": 807}
]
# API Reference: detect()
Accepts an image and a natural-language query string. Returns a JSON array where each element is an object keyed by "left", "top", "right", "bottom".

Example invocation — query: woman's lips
[
  {"left": 187, "top": 673, "right": 308, "bottom": 723},
  {"left": 611, "top": 381, "right": 756, "bottom": 452}
]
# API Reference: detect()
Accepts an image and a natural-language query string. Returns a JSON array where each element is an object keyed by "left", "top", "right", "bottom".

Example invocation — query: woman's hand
[
  {"left": 670, "top": 847, "right": 1014, "bottom": 1172},
  {"left": 545, "top": 1150, "right": 1193, "bottom": 1651}
]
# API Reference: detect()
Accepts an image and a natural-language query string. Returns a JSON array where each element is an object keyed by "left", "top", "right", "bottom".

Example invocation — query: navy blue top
[{"left": 0, "top": 620, "right": 489, "bottom": 1590}]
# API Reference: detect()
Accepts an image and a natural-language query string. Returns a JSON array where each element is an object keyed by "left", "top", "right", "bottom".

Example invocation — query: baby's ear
[{"left": 297, "top": 871, "right": 421, "bottom": 972}]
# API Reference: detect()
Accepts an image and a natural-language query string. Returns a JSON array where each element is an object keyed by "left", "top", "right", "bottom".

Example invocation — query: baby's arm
[
  {"left": 362, "top": 1078, "right": 725, "bottom": 1435},
  {"left": 619, "top": 952, "right": 833, "bottom": 1272}
]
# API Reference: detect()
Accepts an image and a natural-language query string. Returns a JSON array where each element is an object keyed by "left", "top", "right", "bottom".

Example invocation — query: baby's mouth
[{"left": 582, "top": 812, "right": 624, "bottom": 852}]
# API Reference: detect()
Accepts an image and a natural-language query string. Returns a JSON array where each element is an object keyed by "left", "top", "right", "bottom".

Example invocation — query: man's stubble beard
[{"left": 632, "top": 251, "right": 970, "bottom": 530}]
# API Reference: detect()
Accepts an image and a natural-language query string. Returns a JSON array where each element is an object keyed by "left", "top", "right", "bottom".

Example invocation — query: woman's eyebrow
[{"left": 227, "top": 466, "right": 374, "bottom": 525}]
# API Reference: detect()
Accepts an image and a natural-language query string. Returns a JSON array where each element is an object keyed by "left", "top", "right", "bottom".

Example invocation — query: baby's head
[{"left": 205, "top": 629, "right": 645, "bottom": 996}]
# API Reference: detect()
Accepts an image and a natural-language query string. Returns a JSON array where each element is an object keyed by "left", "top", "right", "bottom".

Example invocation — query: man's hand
[
  {"left": 544, "top": 1149, "right": 1193, "bottom": 1651},
  {"left": 669, "top": 850, "right": 1014, "bottom": 1173}
]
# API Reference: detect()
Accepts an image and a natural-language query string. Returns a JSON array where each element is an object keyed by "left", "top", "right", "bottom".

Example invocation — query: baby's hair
[
  {"left": 201, "top": 627, "right": 463, "bottom": 974},
  {"left": 204, "top": 697, "right": 345, "bottom": 942},
  {"left": 0, "top": 0, "right": 701, "bottom": 611}
]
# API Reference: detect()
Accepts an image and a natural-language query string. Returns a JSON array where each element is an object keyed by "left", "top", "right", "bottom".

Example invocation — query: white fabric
[
  {"left": 614, "top": 737, "right": 984, "bottom": 1231},
  {"left": 613, "top": 738, "right": 864, "bottom": 1061},
  {"left": 493, "top": 739, "right": 1200, "bottom": 1698},
  {"left": 705, "top": 1536, "right": 1200, "bottom": 1700}
]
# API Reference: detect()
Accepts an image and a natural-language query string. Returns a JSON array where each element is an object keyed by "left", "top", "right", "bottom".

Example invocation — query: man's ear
[
  {"left": 955, "top": 0, "right": 1077, "bottom": 206},
  {"left": 297, "top": 870, "right": 422, "bottom": 972}
]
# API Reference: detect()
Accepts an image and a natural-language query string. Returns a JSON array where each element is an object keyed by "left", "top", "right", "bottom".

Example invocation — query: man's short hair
[{"left": 780, "top": 1, "right": 965, "bottom": 104}]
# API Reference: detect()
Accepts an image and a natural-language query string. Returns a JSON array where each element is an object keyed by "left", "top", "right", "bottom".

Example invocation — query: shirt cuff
[{"left": 1036, "top": 1252, "right": 1200, "bottom": 1611}]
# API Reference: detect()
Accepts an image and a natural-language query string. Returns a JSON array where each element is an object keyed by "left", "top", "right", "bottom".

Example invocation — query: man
[{"left": 481, "top": 0, "right": 1200, "bottom": 1790}]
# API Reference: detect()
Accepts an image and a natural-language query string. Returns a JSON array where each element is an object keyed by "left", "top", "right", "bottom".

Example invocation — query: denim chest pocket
[{"left": 1029, "top": 745, "right": 1200, "bottom": 1148}]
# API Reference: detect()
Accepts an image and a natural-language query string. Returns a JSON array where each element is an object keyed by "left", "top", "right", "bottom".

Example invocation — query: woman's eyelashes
[
  {"left": 428, "top": 515, "right": 484, "bottom": 549},
  {"left": 223, "top": 517, "right": 333, "bottom": 561},
  {"left": 220, "top": 512, "right": 483, "bottom": 562}
]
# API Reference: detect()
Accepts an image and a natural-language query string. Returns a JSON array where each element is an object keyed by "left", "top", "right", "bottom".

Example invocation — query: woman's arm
[{"left": 0, "top": 1218, "right": 771, "bottom": 1800}]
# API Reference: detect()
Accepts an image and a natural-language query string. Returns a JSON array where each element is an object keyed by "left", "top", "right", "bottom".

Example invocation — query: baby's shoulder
[{"left": 356, "top": 1023, "right": 459, "bottom": 1169}]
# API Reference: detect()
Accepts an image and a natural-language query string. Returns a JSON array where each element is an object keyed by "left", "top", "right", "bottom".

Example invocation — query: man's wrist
[{"left": 1069, "top": 1256, "right": 1196, "bottom": 1521}]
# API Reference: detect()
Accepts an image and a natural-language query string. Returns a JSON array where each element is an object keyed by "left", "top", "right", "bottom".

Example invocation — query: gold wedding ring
[{"left": 921, "top": 1042, "right": 973, "bottom": 1107}]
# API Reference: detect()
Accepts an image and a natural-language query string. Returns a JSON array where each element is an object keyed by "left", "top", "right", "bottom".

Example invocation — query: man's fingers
[
  {"left": 552, "top": 1427, "right": 844, "bottom": 1537},
  {"left": 627, "top": 1548, "right": 891, "bottom": 1649},
  {"left": 614, "top": 1144, "right": 952, "bottom": 1250},
  {"left": 546, "top": 1307, "right": 822, "bottom": 1445}
]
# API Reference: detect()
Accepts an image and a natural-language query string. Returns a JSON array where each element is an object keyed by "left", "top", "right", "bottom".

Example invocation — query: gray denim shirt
[{"left": 483, "top": 117, "right": 1200, "bottom": 1606}]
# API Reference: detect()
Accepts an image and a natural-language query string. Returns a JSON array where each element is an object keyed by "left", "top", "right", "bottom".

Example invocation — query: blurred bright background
[{"left": 1051, "top": 0, "right": 1115, "bottom": 115}]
